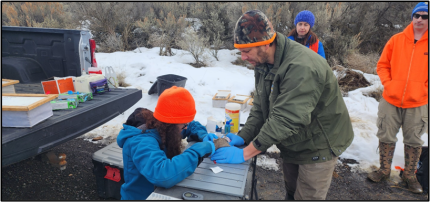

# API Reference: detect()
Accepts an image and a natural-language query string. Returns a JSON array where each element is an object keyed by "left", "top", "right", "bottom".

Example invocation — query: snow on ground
[{"left": 81, "top": 47, "right": 428, "bottom": 173}]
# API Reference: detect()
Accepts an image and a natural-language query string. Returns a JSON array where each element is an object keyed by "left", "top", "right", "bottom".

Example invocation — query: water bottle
[{"left": 225, "top": 120, "right": 231, "bottom": 134}]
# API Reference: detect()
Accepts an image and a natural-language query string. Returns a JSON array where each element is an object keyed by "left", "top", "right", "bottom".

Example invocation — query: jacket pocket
[
  {"left": 384, "top": 80, "right": 402, "bottom": 100},
  {"left": 280, "top": 127, "right": 313, "bottom": 148},
  {"left": 405, "top": 81, "right": 427, "bottom": 103}
]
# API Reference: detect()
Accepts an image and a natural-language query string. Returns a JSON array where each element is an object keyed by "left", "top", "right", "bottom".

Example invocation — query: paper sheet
[{"left": 210, "top": 166, "right": 223, "bottom": 174}]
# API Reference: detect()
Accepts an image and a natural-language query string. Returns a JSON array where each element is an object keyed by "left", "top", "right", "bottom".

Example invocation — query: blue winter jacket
[
  {"left": 116, "top": 121, "right": 215, "bottom": 200},
  {"left": 287, "top": 35, "right": 326, "bottom": 59}
]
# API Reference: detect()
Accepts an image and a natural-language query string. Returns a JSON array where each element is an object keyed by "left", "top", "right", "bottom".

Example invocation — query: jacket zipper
[{"left": 401, "top": 44, "right": 415, "bottom": 107}]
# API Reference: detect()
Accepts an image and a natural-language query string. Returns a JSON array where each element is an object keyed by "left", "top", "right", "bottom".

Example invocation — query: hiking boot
[
  {"left": 403, "top": 145, "right": 423, "bottom": 194},
  {"left": 368, "top": 141, "right": 395, "bottom": 182}
]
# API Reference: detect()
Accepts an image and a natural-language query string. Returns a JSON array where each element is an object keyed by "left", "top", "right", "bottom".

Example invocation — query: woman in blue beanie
[{"left": 287, "top": 10, "right": 326, "bottom": 59}]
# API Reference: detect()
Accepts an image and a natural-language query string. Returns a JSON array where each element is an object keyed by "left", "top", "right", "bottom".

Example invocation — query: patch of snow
[
  {"left": 256, "top": 155, "right": 279, "bottom": 171},
  {"left": 81, "top": 46, "right": 427, "bottom": 172}
]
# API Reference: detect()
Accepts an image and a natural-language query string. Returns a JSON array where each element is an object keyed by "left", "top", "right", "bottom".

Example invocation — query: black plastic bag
[{"left": 416, "top": 146, "right": 429, "bottom": 194}]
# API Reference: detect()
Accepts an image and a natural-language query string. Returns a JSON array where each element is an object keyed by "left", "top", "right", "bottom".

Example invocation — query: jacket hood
[
  {"left": 117, "top": 124, "right": 161, "bottom": 148},
  {"left": 403, "top": 22, "right": 429, "bottom": 41}
]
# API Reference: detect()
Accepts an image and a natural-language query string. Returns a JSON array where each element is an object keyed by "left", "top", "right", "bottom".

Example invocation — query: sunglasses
[
  {"left": 181, "top": 123, "right": 188, "bottom": 130},
  {"left": 413, "top": 13, "right": 429, "bottom": 20}
]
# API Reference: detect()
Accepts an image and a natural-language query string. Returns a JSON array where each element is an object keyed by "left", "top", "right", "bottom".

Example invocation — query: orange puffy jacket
[{"left": 377, "top": 22, "right": 428, "bottom": 108}]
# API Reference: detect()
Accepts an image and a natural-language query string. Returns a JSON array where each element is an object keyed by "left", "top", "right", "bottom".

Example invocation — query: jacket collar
[{"left": 274, "top": 32, "right": 288, "bottom": 69}]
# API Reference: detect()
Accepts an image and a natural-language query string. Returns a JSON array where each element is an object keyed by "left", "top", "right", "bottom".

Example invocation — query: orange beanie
[{"left": 153, "top": 86, "right": 196, "bottom": 124}]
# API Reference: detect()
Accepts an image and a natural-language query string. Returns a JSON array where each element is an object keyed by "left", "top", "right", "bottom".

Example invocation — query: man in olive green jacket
[{"left": 210, "top": 10, "right": 354, "bottom": 200}]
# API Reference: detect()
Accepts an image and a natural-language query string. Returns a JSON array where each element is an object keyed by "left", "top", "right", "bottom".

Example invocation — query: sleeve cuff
[{"left": 208, "top": 141, "right": 215, "bottom": 156}]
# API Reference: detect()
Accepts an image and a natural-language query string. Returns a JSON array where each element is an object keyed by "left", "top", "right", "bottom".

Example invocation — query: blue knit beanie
[
  {"left": 411, "top": 2, "right": 428, "bottom": 19},
  {"left": 294, "top": 10, "right": 315, "bottom": 28}
]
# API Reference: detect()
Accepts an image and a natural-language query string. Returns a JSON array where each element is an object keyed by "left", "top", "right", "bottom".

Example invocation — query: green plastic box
[
  {"left": 50, "top": 98, "right": 79, "bottom": 110},
  {"left": 58, "top": 92, "right": 93, "bottom": 103}
]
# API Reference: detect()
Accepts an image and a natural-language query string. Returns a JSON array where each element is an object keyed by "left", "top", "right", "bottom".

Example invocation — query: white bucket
[{"left": 225, "top": 103, "right": 241, "bottom": 133}]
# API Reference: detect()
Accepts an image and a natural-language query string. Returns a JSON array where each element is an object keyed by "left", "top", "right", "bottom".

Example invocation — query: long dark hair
[
  {"left": 141, "top": 109, "right": 182, "bottom": 159},
  {"left": 287, "top": 28, "right": 319, "bottom": 46}
]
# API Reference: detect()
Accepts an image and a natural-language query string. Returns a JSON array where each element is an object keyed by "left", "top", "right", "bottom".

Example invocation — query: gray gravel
[{"left": 2, "top": 138, "right": 112, "bottom": 200}]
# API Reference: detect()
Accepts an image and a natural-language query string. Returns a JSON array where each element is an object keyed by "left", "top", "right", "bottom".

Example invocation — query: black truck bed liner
[{"left": 2, "top": 83, "right": 142, "bottom": 167}]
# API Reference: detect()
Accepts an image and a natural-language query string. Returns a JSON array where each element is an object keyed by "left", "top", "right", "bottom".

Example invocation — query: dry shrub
[
  {"left": 365, "top": 84, "right": 383, "bottom": 101},
  {"left": 338, "top": 69, "right": 371, "bottom": 94},
  {"left": 2, "top": 2, "right": 65, "bottom": 27},
  {"left": 116, "top": 71, "right": 131, "bottom": 87},
  {"left": 99, "top": 33, "right": 124, "bottom": 53},
  {"left": 232, "top": 55, "right": 253, "bottom": 69},
  {"left": 345, "top": 52, "right": 380, "bottom": 74},
  {"left": 177, "top": 27, "right": 209, "bottom": 67}
]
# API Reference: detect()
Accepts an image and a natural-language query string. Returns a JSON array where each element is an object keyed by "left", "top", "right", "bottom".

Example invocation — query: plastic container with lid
[
  {"left": 225, "top": 103, "right": 241, "bottom": 133},
  {"left": 88, "top": 67, "right": 103, "bottom": 75}
]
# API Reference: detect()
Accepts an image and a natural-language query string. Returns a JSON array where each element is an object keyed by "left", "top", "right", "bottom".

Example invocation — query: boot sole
[
  {"left": 402, "top": 177, "right": 424, "bottom": 194},
  {"left": 409, "top": 189, "right": 423, "bottom": 194}
]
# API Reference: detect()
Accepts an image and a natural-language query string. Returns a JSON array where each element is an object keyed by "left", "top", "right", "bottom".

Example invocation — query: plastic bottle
[{"left": 225, "top": 120, "right": 231, "bottom": 134}]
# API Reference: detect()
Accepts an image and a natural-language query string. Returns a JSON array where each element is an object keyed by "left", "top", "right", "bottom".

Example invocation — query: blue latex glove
[
  {"left": 181, "top": 121, "right": 208, "bottom": 141},
  {"left": 210, "top": 147, "right": 245, "bottom": 164},
  {"left": 203, "top": 133, "right": 218, "bottom": 142},
  {"left": 226, "top": 133, "right": 245, "bottom": 147}
]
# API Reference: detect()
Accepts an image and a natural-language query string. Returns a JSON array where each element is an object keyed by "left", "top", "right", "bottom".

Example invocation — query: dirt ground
[{"left": 1, "top": 138, "right": 428, "bottom": 200}]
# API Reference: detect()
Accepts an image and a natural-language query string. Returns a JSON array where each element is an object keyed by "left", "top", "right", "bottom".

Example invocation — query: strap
[
  {"left": 104, "top": 165, "right": 121, "bottom": 182},
  {"left": 309, "top": 39, "right": 319, "bottom": 53}
]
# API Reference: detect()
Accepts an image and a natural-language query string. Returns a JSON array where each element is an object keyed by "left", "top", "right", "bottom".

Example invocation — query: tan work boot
[
  {"left": 368, "top": 141, "right": 396, "bottom": 182},
  {"left": 402, "top": 145, "right": 423, "bottom": 194}
]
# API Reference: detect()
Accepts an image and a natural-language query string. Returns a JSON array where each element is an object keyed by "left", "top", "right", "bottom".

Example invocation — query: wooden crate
[
  {"left": 227, "top": 94, "right": 250, "bottom": 111},
  {"left": 2, "top": 79, "right": 19, "bottom": 94},
  {"left": 2, "top": 93, "right": 58, "bottom": 127},
  {"left": 212, "top": 90, "right": 231, "bottom": 108}
]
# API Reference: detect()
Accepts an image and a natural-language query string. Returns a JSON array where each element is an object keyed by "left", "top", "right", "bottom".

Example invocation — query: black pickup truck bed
[{"left": 2, "top": 83, "right": 142, "bottom": 167}]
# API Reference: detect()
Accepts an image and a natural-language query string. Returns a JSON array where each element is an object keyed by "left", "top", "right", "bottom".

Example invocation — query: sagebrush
[{"left": 2, "top": 2, "right": 416, "bottom": 68}]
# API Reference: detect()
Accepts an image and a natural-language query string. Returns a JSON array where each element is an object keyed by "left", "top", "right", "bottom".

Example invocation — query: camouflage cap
[{"left": 234, "top": 10, "right": 276, "bottom": 49}]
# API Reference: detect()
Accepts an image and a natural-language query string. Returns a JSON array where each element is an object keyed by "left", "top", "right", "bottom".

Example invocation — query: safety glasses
[
  {"left": 413, "top": 13, "right": 429, "bottom": 20},
  {"left": 181, "top": 123, "right": 188, "bottom": 130}
]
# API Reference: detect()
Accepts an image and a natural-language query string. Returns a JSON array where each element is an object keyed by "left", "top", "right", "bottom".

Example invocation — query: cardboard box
[
  {"left": 2, "top": 93, "right": 57, "bottom": 127},
  {"left": 212, "top": 90, "right": 231, "bottom": 108},
  {"left": 228, "top": 94, "right": 250, "bottom": 111},
  {"left": 2, "top": 79, "right": 19, "bottom": 94}
]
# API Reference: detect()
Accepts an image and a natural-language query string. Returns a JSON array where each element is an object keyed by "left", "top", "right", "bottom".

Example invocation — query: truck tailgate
[{"left": 2, "top": 83, "right": 142, "bottom": 167}]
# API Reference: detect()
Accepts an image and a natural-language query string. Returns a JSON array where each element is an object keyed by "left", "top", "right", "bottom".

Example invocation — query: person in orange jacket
[{"left": 368, "top": 2, "right": 428, "bottom": 194}]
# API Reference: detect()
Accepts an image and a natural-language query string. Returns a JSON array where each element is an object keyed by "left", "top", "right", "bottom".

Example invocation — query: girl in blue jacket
[
  {"left": 287, "top": 10, "right": 326, "bottom": 59},
  {"left": 116, "top": 86, "right": 218, "bottom": 200}
]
